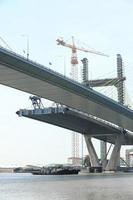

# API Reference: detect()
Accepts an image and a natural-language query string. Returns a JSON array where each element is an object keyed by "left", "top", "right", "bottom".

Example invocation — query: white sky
[{"left": 0, "top": 0, "right": 133, "bottom": 167}]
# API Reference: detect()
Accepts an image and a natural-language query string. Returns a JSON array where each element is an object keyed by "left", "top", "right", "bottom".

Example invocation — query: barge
[{"left": 31, "top": 164, "right": 80, "bottom": 175}]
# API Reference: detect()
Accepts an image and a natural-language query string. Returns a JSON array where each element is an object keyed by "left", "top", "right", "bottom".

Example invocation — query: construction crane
[
  {"left": 56, "top": 36, "right": 109, "bottom": 66},
  {"left": 56, "top": 36, "right": 108, "bottom": 165}
]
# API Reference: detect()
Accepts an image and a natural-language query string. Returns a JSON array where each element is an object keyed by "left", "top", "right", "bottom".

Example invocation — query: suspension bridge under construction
[{"left": 0, "top": 45, "right": 133, "bottom": 172}]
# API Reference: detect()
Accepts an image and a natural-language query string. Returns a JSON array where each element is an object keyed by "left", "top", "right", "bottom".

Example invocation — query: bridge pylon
[
  {"left": 84, "top": 133, "right": 123, "bottom": 172},
  {"left": 81, "top": 54, "right": 126, "bottom": 170}
]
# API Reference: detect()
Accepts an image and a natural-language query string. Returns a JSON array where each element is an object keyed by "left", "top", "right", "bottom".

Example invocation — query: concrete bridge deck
[
  {"left": 0, "top": 47, "right": 133, "bottom": 131},
  {"left": 16, "top": 107, "right": 133, "bottom": 145}
]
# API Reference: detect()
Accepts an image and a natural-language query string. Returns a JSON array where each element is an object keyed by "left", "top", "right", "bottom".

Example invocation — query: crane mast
[
  {"left": 57, "top": 36, "right": 80, "bottom": 164},
  {"left": 71, "top": 37, "right": 79, "bottom": 164},
  {"left": 71, "top": 36, "right": 78, "bottom": 65},
  {"left": 56, "top": 36, "right": 108, "bottom": 165}
]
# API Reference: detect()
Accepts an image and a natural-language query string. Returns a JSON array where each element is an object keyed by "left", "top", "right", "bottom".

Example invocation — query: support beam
[
  {"left": 105, "top": 135, "right": 122, "bottom": 171},
  {"left": 100, "top": 140, "right": 107, "bottom": 169},
  {"left": 85, "top": 77, "right": 126, "bottom": 87},
  {"left": 84, "top": 134, "right": 100, "bottom": 167},
  {"left": 100, "top": 140, "right": 107, "bottom": 161},
  {"left": 81, "top": 58, "right": 89, "bottom": 85},
  {"left": 117, "top": 54, "right": 125, "bottom": 104}
]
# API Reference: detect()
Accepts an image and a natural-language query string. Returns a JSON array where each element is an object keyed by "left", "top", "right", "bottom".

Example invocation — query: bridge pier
[
  {"left": 100, "top": 140, "right": 107, "bottom": 169},
  {"left": 84, "top": 134, "right": 100, "bottom": 167},
  {"left": 105, "top": 135, "right": 122, "bottom": 172},
  {"left": 85, "top": 133, "right": 123, "bottom": 172}
]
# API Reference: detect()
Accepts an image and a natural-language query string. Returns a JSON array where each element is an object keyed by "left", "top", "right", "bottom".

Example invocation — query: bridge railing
[{"left": 0, "top": 46, "right": 81, "bottom": 84}]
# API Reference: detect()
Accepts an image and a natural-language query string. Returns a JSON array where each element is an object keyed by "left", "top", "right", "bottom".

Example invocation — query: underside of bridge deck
[
  {"left": 0, "top": 47, "right": 133, "bottom": 132},
  {"left": 16, "top": 107, "right": 133, "bottom": 145}
]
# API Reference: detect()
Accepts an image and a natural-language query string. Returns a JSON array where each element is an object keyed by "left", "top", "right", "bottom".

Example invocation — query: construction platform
[{"left": 16, "top": 106, "right": 133, "bottom": 145}]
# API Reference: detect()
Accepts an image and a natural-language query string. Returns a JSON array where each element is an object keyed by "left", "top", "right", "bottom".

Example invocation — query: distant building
[
  {"left": 125, "top": 149, "right": 133, "bottom": 167},
  {"left": 67, "top": 157, "right": 82, "bottom": 166}
]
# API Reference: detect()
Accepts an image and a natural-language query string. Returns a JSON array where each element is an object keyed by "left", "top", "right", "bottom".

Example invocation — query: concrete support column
[
  {"left": 100, "top": 141, "right": 107, "bottom": 169},
  {"left": 105, "top": 135, "right": 122, "bottom": 171},
  {"left": 84, "top": 134, "right": 100, "bottom": 167}
]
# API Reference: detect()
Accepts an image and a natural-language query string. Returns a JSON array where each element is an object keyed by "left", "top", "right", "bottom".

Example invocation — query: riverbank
[{"left": 0, "top": 167, "right": 14, "bottom": 173}]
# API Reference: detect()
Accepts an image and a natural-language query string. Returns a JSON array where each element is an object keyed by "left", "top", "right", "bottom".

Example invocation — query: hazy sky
[{"left": 0, "top": 0, "right": 133, "bottom": 167}]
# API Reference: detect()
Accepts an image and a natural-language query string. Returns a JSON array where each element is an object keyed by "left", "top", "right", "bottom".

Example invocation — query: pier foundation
[
  {"left": 105, "top": 135, "right": 122, "bottom": 171},
  {"left": 84, "top": 134, "right": 100, "bottom": 167}
]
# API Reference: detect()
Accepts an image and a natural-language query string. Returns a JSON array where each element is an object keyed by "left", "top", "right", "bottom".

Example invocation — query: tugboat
[{"left": 31, "top": 164, "right": 80, "bottom": 175}]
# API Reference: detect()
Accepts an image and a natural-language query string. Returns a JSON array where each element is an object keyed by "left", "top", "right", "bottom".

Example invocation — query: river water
[{"left": 0, "top": 173, "right": 133, "bottom": 200}]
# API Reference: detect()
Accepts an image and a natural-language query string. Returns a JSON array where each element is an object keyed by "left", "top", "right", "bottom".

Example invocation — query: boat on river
[{"left": 31, "top": 164, "right": 80, "bottom": 175}]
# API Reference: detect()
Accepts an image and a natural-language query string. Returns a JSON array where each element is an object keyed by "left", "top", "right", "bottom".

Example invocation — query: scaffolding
[{"left": 81, "top": 55, "right": 125, "bottom": 165}]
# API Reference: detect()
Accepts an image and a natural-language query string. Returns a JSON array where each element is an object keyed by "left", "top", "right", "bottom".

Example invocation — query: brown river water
[{"left": 0, "top": 173, "right": 133, "bottom": 200}]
